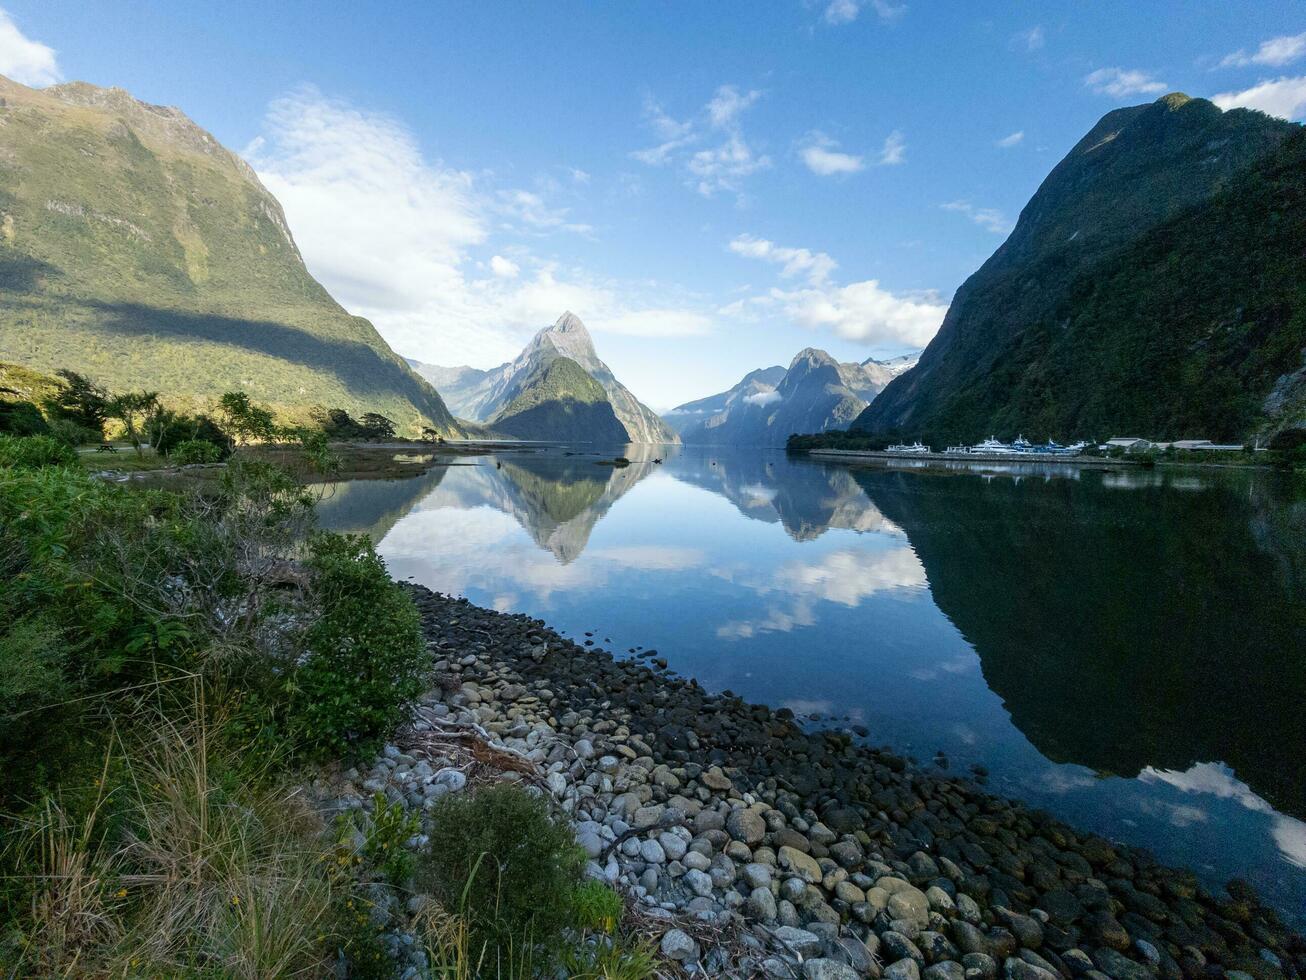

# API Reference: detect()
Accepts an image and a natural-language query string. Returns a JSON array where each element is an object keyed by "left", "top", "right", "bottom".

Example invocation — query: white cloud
[
  {"left": 743, "top": 389, "right": 782, "bottom": 407},
  {"left": 729, "top": 234, "right": 837, "bottom": 285},
  {"left": 716, "top": 546, "right": 926, "bottom": 639},
  {"left": 567, "top": 167, "right": 591, "bottom": 184},
  {"left": 877, "top": 130, "right": 906, "bottom": 165},
  {"left": 823, "top": 0, "right": 907, "bottom": 26},
  {"left": 1213, "top": 75, "right": 1306, "bottom": 120},
  {"left": 688, "top": 132, "right": 772, "bottom": 197},
  {"left": 996, "top": 130, "right": 1025, "bottom": 148},
  {"left": 799, "top": 132, "right": 865, "bottom": 176},
  {"left": 0, "top": 8, "right": 60, "bottom": 87},
  {"left": 249, "top": 86, "right": 713, "bottom": 369},
  {"left": 772, "top": 278, "right": 948, "bottom": 347},
  {"left": 1220, "top": 32, "right": 1306, "bottom": 69},
  {"left": 1011, "top": 26, "right": 1045, "bottom": 52},
  {"left": 1141, "top": 762, "right": 1306, "bottom": 870},
  {"left": 941, "top": 200, "right": 1012, "bottom": 234},
  {"left": 729, "top": 234, "right": 947, "bottom": 346},
  {"left": 496, "top": 188, "right": 593, "bottom": 235},
  {"left": 1084, "top": 67, "right": 1168, "bottom": 98},
  {"left": 633, "top": 85, "right": 770, "bottom": 199},
  {"left": 706, "top": 84, "right": 762, "bottom": 128}
]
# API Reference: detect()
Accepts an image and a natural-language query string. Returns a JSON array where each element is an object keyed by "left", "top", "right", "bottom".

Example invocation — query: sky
[{"left": 2, "top": 2, "right": 1305, "bottom": 410}]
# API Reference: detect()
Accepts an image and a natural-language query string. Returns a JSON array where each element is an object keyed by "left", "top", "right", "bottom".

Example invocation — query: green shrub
[
  {"left": 420, "top": 783, "right": 585, "bottom": 954},
  {"left": 172, "top": 438, "right": 223, "bottom": 465},
  {"left": 287, "top": 533, "right": 427, "bottom": 758},
  {"left": 0, "top": 399, "right": 49, "bottom": 436},
  {"left": 0, "top": 434, "right": 78, "bottom": 468},
  {"left": 152, "top": 411, "right": 232, "bottom": 459},
  {"left": 570, "top": 878, "right": 623, "bottom": 934},
  {"left": 339, "top": 792, "right": 421, "bottom": 885},
  {"left": 44, "top": 417, "right": 100, "bottom": 447}
]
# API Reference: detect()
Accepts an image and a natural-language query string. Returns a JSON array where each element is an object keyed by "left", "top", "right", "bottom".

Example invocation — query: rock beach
[{"left": 308, "top": 587, "right": 1304, "bottom": 977}]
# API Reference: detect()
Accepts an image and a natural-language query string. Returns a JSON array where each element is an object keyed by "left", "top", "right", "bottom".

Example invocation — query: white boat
[
  {"left": 972, "top": 436, "right": 1019, "bottom": 455},
  {"left": 944, "top": 445, "right": 971, "bottom": 455},
  {"left": 887, "top": 441, "right": 932, "bottom": 454}
]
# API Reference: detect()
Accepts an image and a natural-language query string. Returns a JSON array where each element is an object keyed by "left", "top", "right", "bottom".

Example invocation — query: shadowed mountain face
[
  {"left": 409, "top": 313, "right": 677, "bottom": 444},
  {"left": 849, "top": 464, "right": 1306, "bottom": 818},
  {"left": 488, "top": 356, "right": 630, "bottom": 443},
  {"left": 0, "top": 75, "right": 457, "bottom": 433},
  {"left": 854, "top": 95, "right": 1305, "bottom": 444}
]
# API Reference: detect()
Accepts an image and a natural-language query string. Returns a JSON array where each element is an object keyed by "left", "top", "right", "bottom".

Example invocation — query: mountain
[
  {"left": 662, "top": 365, "right": 786, "bottom": 436},
  {"left": 408, "top": 312, "right": 677, "bottom": 443},
  {"left": 488, "top": 356, "right": 629, "bottom": 442},
  {"left": 850, "top": 94, "right": 1305, "bottom": 445},
  {"left": 0, "top": 74, "right": 458, "bottom": 434},
  {"left": 674, "top": 348, "right": 912, "bottom": 447}
]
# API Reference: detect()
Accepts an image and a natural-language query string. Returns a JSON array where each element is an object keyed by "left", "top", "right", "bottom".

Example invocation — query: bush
[
  {"left": 151, "top": 411, "right": 233, "bottom": 459},
  {"left": 0, "top": 399, "right": 50, "bottom": 436},
  {"left": 0, "top": 433, "right": 78, "bottom": 469},
  {"left": 172, "top": 438, "right": 223, "bottom": 465},
  {"left": 286, "top": 533, "right": 427, "bottom": 757},
  {"left": 45, "top": 417, "right": 100, "bottom": 447},
  {"left": 420, "top": 783, "right": 585, "bottom": 955}
]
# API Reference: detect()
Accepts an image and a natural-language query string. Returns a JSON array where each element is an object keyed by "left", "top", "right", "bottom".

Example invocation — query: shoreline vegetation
[{"left": 2, "top": 372, "right": 1304, "bottom": 976}]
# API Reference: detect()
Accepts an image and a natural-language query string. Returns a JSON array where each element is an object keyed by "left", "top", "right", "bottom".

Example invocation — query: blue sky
[{"left": 3, "top": 2, "right": 1305, "bottom": 409}]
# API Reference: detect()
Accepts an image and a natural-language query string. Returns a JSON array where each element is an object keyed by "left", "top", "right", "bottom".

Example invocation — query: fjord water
[{"left": 317, "top": 448, "right": 1306, "bottom": 924}]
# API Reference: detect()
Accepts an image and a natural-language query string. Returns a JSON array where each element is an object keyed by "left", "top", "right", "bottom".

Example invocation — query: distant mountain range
[
  {"left": 408, "top": 312, "right": 678, "bottom": 444},
  {"left": 0, "top": 74, "right": 458, "bottom": 434},
  {"left": 849, "top": 93, "right": 1306, "bottom": 445},
  {"left": 666, "top": 349, "right": 918, "bottom": 446}
]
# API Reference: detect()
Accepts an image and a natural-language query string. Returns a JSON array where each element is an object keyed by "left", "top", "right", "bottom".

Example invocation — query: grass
[{"left": 2, "top": 693, "right": 337, "bottom": 978}]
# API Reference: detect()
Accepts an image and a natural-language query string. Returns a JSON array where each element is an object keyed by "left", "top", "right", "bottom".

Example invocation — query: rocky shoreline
[{"left": 313, "top": 587, "right": 1303, "bottom": 979}]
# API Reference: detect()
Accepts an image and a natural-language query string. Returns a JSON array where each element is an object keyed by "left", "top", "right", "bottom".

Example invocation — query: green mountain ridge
[
  {"left": 0, "top": 74, "right": 459, "bottom": 435},
  {"left": 851, "top": 94, "right": 1306, "bottom": 444},
  {"left": 488, "top": 356, "right": 630, "bottom": 442}
]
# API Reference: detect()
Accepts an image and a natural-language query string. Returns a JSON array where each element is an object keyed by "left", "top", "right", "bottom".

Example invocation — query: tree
[
  {"left": 358, "top": 413, "right": 396, "bottom": 440},
  {"left": 106, "top": 391, "right": 160, "bottom": 456},
  {"left": 45, "top": 370, "right": 109, "bottom": 435},
  {"left": 218, "top": 392, "right": 276, "bottom": 445},
  {"left": 420, "top": 426, "right": 440, "bottom": 443}
]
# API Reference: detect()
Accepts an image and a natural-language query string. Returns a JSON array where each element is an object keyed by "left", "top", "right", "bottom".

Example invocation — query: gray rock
[
  {"left": 773, "top": 925, "right": 823, "bottom": 957},
  {"left": 830, "top": 839, "right": 864, "bottom": 868},
  {"left": 660, "top": 928, "right": 699, "bottom": 962},
  {"left": 778, "top": 845, "right": 823, "bottom": 884},
  {"left": 433, "top": 769, "right": 467, "bottom": 792},
  {"left": 803, "top": 959, "right": 861, "bottom": 980},
  {"left": 885, "top": 959, "right": 922, "bottom": 980},
  {"left": 1001, "top": 957, "right": 1057, "bottom": 980},
  {"left": 684, "top": 868, "right": 714, "bottom": 897},
  {"left": 639, "top": 838, "right": 666, "bottom": 864},
  {"left": 888, "top": 886, "right": 932, "bottom": 929},
  {"left": 924, "top": 963, "right": 967, "bottom": 980},
  {"left": 684, "top": 850, "right": 712, "bottom": 872},
  {"left": 743, "top": 862, "right": 773, "bottom": 890},
  {"left": 962, "top": 953, "right": 998, "bottom": 980},
  {"left": 1089, "top": 948, "right": 1151, "bottom": 980},
  {"left": 883, "top": 931, "right": 925, "bottom": 966},
  {"left": 727, "top": 807, "right": 767, "bottom": 845},
  {"left": 659, "top": 831, "right": 688, "bottom": 862},
  {"left": 749, "top": 886, "right": 778, "bottom": 922}
]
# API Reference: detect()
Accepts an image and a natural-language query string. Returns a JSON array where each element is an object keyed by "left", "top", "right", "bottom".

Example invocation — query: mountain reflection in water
[{"left": 315, "top": 446, "right": 1306, "bottom": 924}]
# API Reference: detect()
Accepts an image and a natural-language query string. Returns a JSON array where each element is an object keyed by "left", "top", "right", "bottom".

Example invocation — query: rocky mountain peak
[{"left": 552, "top": 311, "right": 590, "bottom": 335}]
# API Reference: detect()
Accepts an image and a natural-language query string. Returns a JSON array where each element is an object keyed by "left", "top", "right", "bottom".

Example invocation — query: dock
[{"left": 809, "top": 448, "right": 1137, "bottom": 467}]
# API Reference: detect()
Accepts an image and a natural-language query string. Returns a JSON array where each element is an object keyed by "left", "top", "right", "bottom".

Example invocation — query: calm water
[{"left": 316, "top": 447, "right": 1306, "bottom": 925}]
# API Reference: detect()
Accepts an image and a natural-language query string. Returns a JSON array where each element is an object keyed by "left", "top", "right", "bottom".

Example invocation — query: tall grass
[{"left": 2, "top": 696, "right": 336, "bottom": 978}]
